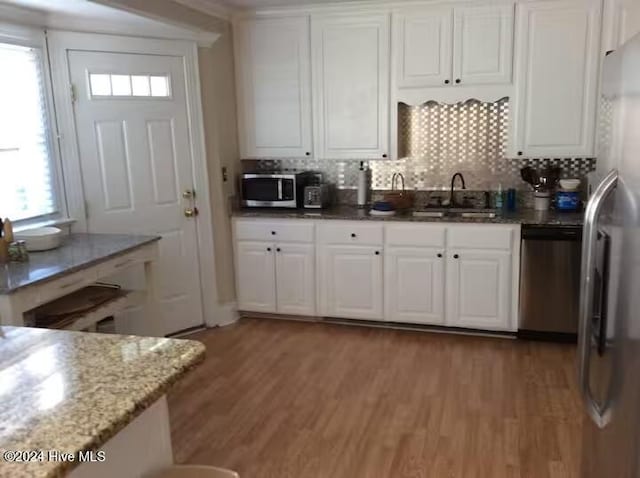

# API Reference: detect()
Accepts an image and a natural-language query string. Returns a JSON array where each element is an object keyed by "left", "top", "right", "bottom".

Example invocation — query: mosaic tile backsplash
[{"left": 251, "top": 98, "right": 596, "bottom": 197}]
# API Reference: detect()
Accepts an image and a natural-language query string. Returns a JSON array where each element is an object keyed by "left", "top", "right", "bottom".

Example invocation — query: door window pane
[
  {"left": 131, "top": 75, "right": 150, "bottom": 96},
  {"left": 111, "top": 74, "right": 132, "bottom": 96},
  {"left": 89, "top": 74, "right": 111, "bottom": 96},
  {"left": 150, "top": 76, "right": 170, "bottom": 97}
]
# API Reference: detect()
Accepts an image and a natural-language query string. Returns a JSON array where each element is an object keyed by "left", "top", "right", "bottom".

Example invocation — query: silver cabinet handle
[{"left": 579, "top": 168, "right": 618, "bottom": 428}]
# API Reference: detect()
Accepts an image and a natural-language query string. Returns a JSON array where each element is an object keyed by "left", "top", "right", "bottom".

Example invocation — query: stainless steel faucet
[{"left": 449, "top": 172, "right": 466, "bottom": 207}]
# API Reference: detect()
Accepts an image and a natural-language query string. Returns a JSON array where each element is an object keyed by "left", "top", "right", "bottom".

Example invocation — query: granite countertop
[
  {"left": 0, "top": 326, "right": 205, "bottom": 478},
  {"left": 0, "top": 233, "right": 160, "bottom": 295},
  {"left": 232, "top": 205, "right": 585, "bottom": 227}
]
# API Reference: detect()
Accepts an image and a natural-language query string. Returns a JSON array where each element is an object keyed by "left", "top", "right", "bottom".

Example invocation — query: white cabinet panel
[
  {"left": 446, "top": 250, "right": 512, "bottom": 331},
  {"left": 385, "top": 247, "right": 445, "bottom": 324},
  {"left": 511, "top": 0, "right": 601, "bottom": 157},
  {"left": 394, "top": 7, "right": 453, "bottom": 87},
  {"left": 453, "top": 4, "right": 514, "bottom": 85},
  {"left": 235, "top": 241, "right": 277, "bottom": 313},
  {"left": 321, "top": 245, "right": 384, "bottom": 320},
  {"left": 312, "top": 14, "right": 390, "bottom": 159},
  {"left": 275, "top": 243, "right": 316, "bottom": 316},
  {"left": 235, "top": 16, "right": 312, "bottom": 158}
]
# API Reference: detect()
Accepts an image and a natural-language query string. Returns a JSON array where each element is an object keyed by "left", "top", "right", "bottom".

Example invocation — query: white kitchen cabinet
[
  {"left": 602, "top": 0, "right": 640, "bottom": 52},
  {"left": 453, "top": 4, "right": 514, "bottom": 86},
  {"left": 394, "top": 7, "right": 453, "bottom": 88},
  {"left": 235, "top": 241, "right": 277, "bottom": 313},
  {"left": 234, "top": 16, "right": 313, "bottom": 159},
  {"left": 394, "top": 4, "right": 513, "bottom": 89},
  {"left": 275, "top": 243, "right": 316, "bottom": 316},
  {"left": 385, "top": 247, "right": 445, "bottom": 324},
  {"left": 311, "top": 13, "right": 390, "bottom": 159},
  {"left": 446, "top": 250, "right": 512, "bottom": 331},
  {"left": 510, "top": 0, "right": 602, "bottom": 158},
  {"left": 320, "top": 245, "right": 384, "bottom": 320}
]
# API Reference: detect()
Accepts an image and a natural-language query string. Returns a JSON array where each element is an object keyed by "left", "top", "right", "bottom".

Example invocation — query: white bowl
[
  {"left": 559, "top": 179, "right": 581, "bottom": 191},
  {"left": 15, "top": 227, "right": 63, "bottom": 251}
]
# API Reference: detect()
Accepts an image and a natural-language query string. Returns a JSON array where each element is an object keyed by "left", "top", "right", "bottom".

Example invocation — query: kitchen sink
[{"left": 412, "top": 208, "right": 497, "bottom": 219}]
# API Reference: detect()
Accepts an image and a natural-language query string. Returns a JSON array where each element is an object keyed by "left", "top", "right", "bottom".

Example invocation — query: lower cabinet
[
  {"left": 235, "top": 240, "right": 316, "bottom": 316},
  {"left": 385, "top": 246, "right": 445, "bottom": 324},
  {"left": 446, "top": 249, "right": 512, "bottom": 330},
  {"left": 320, "top": 245, "right": 384, "bottom": 320},
  {"left": 275, "top": 243, "right": 316, "bottom": 316},
  {"left": 235, "top": 241, "right": 277, "bottom": 313}
]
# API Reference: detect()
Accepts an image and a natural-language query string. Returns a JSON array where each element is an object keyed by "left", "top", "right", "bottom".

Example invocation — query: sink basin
[
  {"left": 412, "top": 208, "right": 497, "bottom": 219},
  {"left": 457, "top": 211, "right": 497, "bottom": 218}
]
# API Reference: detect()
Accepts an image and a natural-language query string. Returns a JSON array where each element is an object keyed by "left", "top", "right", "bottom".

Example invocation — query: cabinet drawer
[
  {"left": 234, "top": 219, "right": 314, "bottom": 243},
  {"left": 448, "top": 225, "right": 515, "bottom": 251},
  {"left": 385, "top": 224, "right": 446, "bottom": 247},
  {"left": 318, "top": 222, "right": 384, "bottom": 245},
  {"left": 36, "top": 268, "right": 99, "bottom": 305},
  {"left": 96, "top": 247, "right": 152, "bottom": 279}
]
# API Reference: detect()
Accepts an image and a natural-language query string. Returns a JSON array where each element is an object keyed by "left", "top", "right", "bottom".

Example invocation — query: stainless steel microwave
[{"left": 241, "top": 172, "right": 314, "bottom": 208}]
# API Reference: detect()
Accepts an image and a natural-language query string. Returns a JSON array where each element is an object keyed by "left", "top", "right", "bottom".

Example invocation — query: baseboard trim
[
  {"left": 238, "top": 312, "right": 516, "bottom": 339},
  {"left": 210, "top": 302, "right": 239, "bottom": 327}
]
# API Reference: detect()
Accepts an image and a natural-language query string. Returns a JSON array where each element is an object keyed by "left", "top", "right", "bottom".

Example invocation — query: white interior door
[{"left": 68, "top": 50, "right": 204, "bottom": 335}]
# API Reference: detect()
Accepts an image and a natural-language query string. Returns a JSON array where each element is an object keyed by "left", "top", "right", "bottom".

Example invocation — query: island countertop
[
  {"left": 0, "top": 326, "right": 205, "bottom": 478},
  {"left": 0, "top": 233, "right": 160, "bottom": 295}
]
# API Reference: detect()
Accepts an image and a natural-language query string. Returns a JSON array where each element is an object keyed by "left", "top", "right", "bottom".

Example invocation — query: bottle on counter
[
  {"left": 357, "top": 161, "right": 368, "bottom": 208},
  {"left": 494, "top": 184, "right": 504, "bottom": 209}
]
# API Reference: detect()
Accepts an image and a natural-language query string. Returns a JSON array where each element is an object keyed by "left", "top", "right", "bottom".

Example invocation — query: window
[
  {"left": 0, "top": 41, "right": 60, "bottom": 223},
  {"left": 89, "top": 73, "right": 171, "bottom": 98}
]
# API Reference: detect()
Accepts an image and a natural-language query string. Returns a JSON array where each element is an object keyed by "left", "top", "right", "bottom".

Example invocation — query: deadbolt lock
[{"left": 183, "top": 189, "right": 196, "bottom": 199}]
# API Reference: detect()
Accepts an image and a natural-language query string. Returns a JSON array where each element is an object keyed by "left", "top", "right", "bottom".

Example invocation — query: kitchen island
[
  {"left": 0, "top": 234, "right": 161, "bottom": 336},
  {"left": 0, "top": 326, "right": 205, "bottom": 478}
]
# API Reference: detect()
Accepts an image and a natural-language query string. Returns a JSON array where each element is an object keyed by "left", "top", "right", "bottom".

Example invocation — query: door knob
[
  {"left": 184, "top": 207, "right": 199, "bottom": 218},
  {"left": 183, "top": 189, "right": 196, "bottom": 199}
]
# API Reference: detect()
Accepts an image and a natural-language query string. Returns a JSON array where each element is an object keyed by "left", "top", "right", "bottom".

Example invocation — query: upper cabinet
[
  {"left": 394, "top": 4, "right": 514, "bottom": 89},
  {"left": 510, "top": 0, "right": 602, "bottom": 158},
  {"left": 394, "top": 7, "right": 453, "bottom": 88},
  {"left": 453, "top": 5, "right": 514, "bottom": 86},
  {"left": 311, "top": 13, "right": 390, "bottom": 159},
  {"left": 234, "top": 16, "right": 313, "bottom": 159}
]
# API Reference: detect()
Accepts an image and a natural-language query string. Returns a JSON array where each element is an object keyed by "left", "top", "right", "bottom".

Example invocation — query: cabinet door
[
  {"left": 394, "top": 7, "right": 453, "bottom": 88},
  {"left": 275, "top": 243, "right": 316, "bottom": 316},
  {"left": 312, "top": 14, "right": 390, "bottom": 159},
  {"left": 453, "top": 4, "right": 514, "bottom": 86},
  {"left": 385, "top": 247, "right": 445, "bottom": 324},
  {"left": 235, "top": 241, "right": 276, "bottom": 313},
  {"left": 511, "top": 0, "right": 601, "bottom": 157},
  {"left": 235, "top": 16, "right": 312, "bottom": 158},
  {"left": 321, "top": 245, "right": 384, "bottom": 320},
  {"left": 446, "top": 250, "right": 512, "bottom": 331}
]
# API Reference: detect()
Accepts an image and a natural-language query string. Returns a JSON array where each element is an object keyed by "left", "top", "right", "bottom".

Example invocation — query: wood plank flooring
[{"left": 168, "top": 318, "right": 583, "bottom": 478}]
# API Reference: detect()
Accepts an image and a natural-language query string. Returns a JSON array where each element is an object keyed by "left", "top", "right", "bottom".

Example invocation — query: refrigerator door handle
[{"left": 579, "top": 168, "right": 618, "bottom": 429}]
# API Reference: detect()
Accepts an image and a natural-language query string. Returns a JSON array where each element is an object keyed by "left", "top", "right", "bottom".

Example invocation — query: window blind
[{"left": 0, "top": 42, "right": 58, "bottom": 222}]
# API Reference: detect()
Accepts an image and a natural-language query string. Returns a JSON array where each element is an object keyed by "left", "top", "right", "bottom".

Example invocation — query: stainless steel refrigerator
[{"left": 579, "top": 33, "right": 640, "bottom": 477}]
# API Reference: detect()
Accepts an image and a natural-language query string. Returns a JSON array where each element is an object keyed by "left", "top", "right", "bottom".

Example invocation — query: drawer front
[
  {"left": 234, "top": 219, "right": 314, "bottom": 243},
  {"left": 447, "top": 225, "right": 515, "bottom": 251},
  {"left": 385, "top": 224, "right": 446, "bottom": 248},
  {"left": 36, "top": 268, "right": 99, "bottom": 305},
  {"left": 96, "top": 246, "right": 154, "bottom": 279},
  {"left": 318, "top": 222, "right": 384, "bottom": 245}
]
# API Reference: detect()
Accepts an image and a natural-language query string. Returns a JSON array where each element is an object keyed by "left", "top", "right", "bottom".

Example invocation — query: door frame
[{"left": 48, "top": 30, "right": 225, "bottom": 328}]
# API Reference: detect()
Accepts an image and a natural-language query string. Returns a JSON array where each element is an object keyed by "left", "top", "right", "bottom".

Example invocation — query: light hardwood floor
[{"left": 168, "top": 318, "right": 583, "bottom": 478}]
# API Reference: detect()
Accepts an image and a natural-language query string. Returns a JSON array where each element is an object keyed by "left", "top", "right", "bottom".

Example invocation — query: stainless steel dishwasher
[{"left": 518, "top": 225, "right": 582, "bottom": 341}]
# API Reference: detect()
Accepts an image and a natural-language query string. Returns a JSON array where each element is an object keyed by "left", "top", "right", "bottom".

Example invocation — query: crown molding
[{"left": 173, "top": 0, "right": 236, "bottom": 21}]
